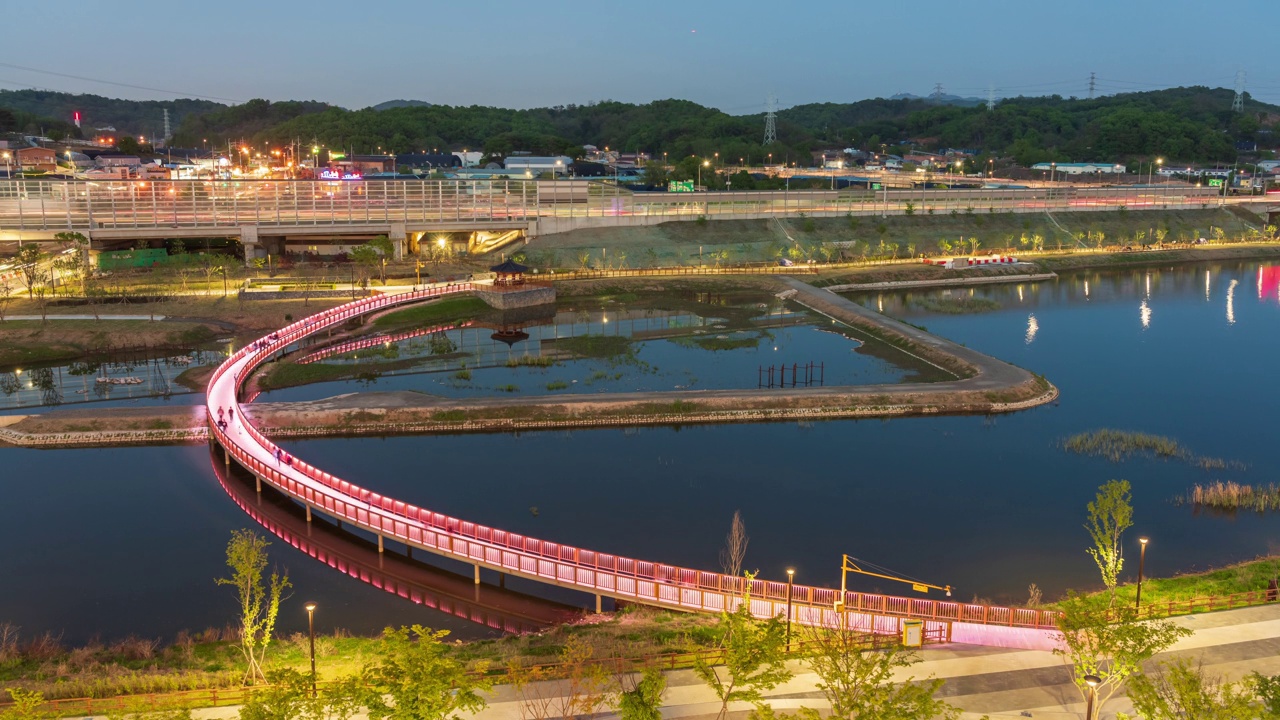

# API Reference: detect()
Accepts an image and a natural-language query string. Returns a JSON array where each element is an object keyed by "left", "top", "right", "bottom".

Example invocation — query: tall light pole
[
  {"left": 1083, "top": 674, "right": 1101, "bottom": 720},
  {"left": 698, "top": 159, "right": 709, "bottom": 188},
  {"left": 785, "top": 568, "right": 795, "bottom": 652},
  {"left": 1136, "top": 537, "right": 1149, "bottom": 610},
  {"left": 304, "top": 602, "right": 318, "bottom": 697},
  {"left": 1050, "top": 162, "right": 1056, "bottom": 184}
]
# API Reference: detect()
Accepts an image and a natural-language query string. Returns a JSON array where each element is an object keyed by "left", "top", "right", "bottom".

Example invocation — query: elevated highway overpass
[{"left": 0, "top": 178, "right": 1258, "bottom": 263}]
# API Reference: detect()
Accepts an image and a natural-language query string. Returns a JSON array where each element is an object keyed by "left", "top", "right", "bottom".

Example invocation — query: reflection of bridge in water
[
  {"left": 211, "top": 445, "right": 581, "bottom": 634},
  {"left": 208, "top": 284, "right": 1065, "bottom": 650}
]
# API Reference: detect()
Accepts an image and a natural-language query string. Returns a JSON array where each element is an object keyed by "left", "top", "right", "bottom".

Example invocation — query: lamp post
[
  {"left": 785, "top": 568, "right": 795, "bottom": 652},
  {"left": 1083, "top": 674, "right": 1101, "bottom": 720},
  {"left": 1136, "top": 537, "right": 1149, "bottom": 610},
  {"left": 2, "top": 151, "right": 11, "bottom": 177},
  {"left": 304, "top": 602, "right": 318, "bottom": 697},
  {"left": 698, "top": 159, "right": 709, "bottom": 188},
  {"left": 1050, "top": 162, "right": 1056, "bottom": 184}
]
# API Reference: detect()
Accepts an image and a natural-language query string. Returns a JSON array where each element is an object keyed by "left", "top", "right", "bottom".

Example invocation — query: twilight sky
[{"left": 4, "top": 0, "right": 1278, "bottom": 111}]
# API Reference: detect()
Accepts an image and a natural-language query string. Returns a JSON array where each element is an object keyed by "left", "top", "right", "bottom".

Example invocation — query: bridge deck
[{"left": 205, "top": 286, "right": 1060, "bottom": 644}]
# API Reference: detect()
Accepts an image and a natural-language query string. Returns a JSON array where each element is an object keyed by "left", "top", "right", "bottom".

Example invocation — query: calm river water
[{"left": 3, "top": 260, "right": 1278, "bottom": 643}]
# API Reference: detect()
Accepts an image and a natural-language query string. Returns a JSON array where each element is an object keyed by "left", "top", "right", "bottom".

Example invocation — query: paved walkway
[{"left": 152, "top": 603, "right": 1280, "bottom": 720}]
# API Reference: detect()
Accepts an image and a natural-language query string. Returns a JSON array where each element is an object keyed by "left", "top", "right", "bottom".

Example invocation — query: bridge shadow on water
[{"left": 208, "top": 444, "right": 582, "bottom": 634}]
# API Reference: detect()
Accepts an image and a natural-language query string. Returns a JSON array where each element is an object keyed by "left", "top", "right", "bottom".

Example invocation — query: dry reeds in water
[{"left": 1182, "top": 482, "right": 1280, "bottom": 512}]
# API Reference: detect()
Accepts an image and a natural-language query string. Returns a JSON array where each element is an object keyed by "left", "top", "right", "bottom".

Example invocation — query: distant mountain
[
  {"left": 169, "top": 99, "right": 333, "bottom": 147},
  {"left": 0, "top": 89, "right": 223, "bottom": 137},
  {"left": 371, "top": 99, "right": 432, "bottom": 111},
  {"left": 889, "top": 92, "right": 985, "bottom": 107}
]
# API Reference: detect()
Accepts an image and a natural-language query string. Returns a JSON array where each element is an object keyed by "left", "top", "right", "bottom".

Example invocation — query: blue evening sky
[{"left": 3, "top": 0, "right": 1278, "bottom": 111}]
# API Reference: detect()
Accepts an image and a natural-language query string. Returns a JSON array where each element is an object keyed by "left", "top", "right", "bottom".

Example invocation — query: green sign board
[
  {"left": 871, "top": 183, "right": 882, "bottom": 190},
  {"left": 668, "top": 180, "right": 694, "bottom": 192},
  {"left": 1208, "top": 179, "right": 1224, "bottom": 187}
]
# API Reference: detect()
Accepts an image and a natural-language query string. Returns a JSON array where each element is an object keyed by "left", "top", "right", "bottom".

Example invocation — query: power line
[{"left": 0, "top": 62, "right": 237, "bottom": 102}]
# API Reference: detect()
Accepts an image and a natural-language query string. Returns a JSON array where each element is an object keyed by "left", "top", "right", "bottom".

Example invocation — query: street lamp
[
  {"left": 1136, "top": 537, "right": 1149, "bottom": 610},
  {"left": 785, "top": 568, "right": 795, "bottom": 652},
  {"left": 698, "top": 159, "right": 709, "bottom": 187},
  {"left": 304, "top": 602, "right": 318, "bottom": 697},
  {"left": 2, "top": 151, "right": 11, "bottom": 177},
  {"left": 1050, "top": 162, "right": 1057, "bottom": 184},
  {"left": 1083, "top": 674, "right": 1101, "bottom": 720}
]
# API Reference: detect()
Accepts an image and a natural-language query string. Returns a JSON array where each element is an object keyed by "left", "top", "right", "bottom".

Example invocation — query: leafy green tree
[
  {"left": 693, "top": 580, "right": 792, "bottom": 720},
  {"left": 1086, "top": 479, "right": 1133, "bottom": 604},
  {"left": 1053, "top": 591, "right": 1189, "bottom": 713},
  {"left": 116, "top": 136, "right": 143, "bottom": 155},
  {"left": 15, "top": 243, "right": 47, "bottom": 297},
  {"left": 617, "top": 667, "right": 666, "bottom": 720},
  {"left": 1126, "top": 659, "right": 1261, "bottom": 720},
  {"left": 799, "top": 622, "right": 958, "bottom": 720},
  {"left": 216, "top": 530, "right": 292, "bottom": 685},
  {"left": 2, "top": 688, "right": 44, "bottom": 720},
  {"left": 239, "top": 669, "right": 362, "bottom": 720},
  {"left": 359, "top": 625, "right": 490, "bottom": 720}
]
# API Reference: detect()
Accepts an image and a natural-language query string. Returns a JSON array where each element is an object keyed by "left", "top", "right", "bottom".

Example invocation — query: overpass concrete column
[
  {"left": 389, "top": 222, "right": 406, "bottom": 260},
  {"left": 239, "top": 225, "right": 260, "bottom": 268}
]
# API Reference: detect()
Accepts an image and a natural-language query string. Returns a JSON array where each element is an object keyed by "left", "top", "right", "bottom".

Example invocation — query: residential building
[
  {"left": 502, "top": 155, "right": 572, "bottom": 175},
  {"left": 15, "top": 146, "right": 57, "bottom": 172}
]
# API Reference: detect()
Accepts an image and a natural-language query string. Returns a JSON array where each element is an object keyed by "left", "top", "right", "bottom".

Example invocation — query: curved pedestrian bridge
[{"left": 206, "top": 286, "right": 1060, "bottom": 649}]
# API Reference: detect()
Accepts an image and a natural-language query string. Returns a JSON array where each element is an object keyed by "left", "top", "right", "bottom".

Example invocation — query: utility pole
[
  {"left": 1233, "top": 69, "right": 1246, "bottom": 113},
  {"left": 1088, "top": 72, "right": 1096, "bottom": 99},
  {"left": 763, "top": 94, "right": 777, "bottom": 146}
]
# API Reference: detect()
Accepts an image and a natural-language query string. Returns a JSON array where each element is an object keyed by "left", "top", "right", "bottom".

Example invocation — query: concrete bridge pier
[
  {"left": 595, "top": 594, "right": 602, "bottom": 614},
  {"left": 474, "top": 564, "right": 481, "bottom": 585},
  {"left": 305, "top": 505, "right": 312, "bottom": 523},
  {"left": 377, "top": 534, "right": 384, "bottom": 553},
  {"left": 255, "top": 475, "right": 261, "bottom": 493},
  {"left": 389, "top": 223, "right": 406, "bottom": 260},
  {"left": 239, "top": 225, "right": 260, "bottom": 267}
]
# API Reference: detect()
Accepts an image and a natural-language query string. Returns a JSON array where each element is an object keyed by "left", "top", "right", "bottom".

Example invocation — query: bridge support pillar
[
  {"left": 474, "top": 564, "right": 481, "bottom": 585},
  {"left": 595, "top": 594, "right": 602, "bottom": 614},
  {"left": 389, "top": 222, "right": 406, "bottom": 260},
  {"left": 239, "top": 225, "right": 261, "bottom": 268},
  {"left": 223, "top": 444, "right": 230, "bottom": 467},
  {"left": 255, "top": 475, "right": 261, "bottom": 493},
  {"left": 377, "top": 534, "right": 384, "bottom": 553},
  {"left": 305, "top": 505, "right": 312, "bottom": 523},
  {"left": 498, "top": 573, "right": 505, "bottom": 588}
]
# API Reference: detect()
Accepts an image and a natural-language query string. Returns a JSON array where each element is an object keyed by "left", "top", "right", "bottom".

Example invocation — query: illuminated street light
[
  {"left": 1136, "top": 537, "right": 1149, "bottom": 610},
  {"left": 1084, "top": 675, "right": 1101, "bottom": 720},
  {"left": 785, "top": 568, "right": 795, "bottom": 651},
  {"left": 698, "top": 159, "right": 710, "bottom": 187},
  {"left": 304, "top": 603, "right": 317, "bottom": 697}
]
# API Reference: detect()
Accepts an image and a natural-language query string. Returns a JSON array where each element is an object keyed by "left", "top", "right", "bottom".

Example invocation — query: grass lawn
[
  {"left": 372, "top": 297, "right": 488, "bottom": 329},
  {"left": 1060, "top": 556, "right": 1280, "bottom": 611}
]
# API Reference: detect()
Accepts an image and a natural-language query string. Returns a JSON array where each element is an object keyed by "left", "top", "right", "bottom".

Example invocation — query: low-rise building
[
  {"left": 502, "top": 155, "right": 572, "bottom": 175},
  {"left": 1031, "top": 162, "right": 1126, "bottom": 175},
  {"left": 15, "top": 146, "right": 57, "bottom": 172}
]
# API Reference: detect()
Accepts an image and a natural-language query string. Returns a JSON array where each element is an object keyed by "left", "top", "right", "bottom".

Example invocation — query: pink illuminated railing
[
  {"left": 295, "top": 321, "right": 475, "bottom": 365},
  {"left": 206, "top": 287, "right": 1060, "bottom": 632}
]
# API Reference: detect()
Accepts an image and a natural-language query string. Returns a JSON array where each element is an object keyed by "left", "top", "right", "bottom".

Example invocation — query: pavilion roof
[{"left": 490, "top": 259, "right": 529, "bottom": 274}]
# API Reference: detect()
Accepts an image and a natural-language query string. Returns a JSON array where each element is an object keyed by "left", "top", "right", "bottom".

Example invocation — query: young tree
[
  {"left": 216, "top": 529, "right": 292, "bottom": 685},
  {"left": 1127, "top": 658, "right": 1260, "bottom": 719},
  {"left": 719, "top": 511, "right": 749, "bottom": 583},
  {"left": 15, "top": 243, "right": 47, "bottom": 298},
  {"left": 617, "top": 667, "right": 666, "bottom": 720},
  {"left": 694, "top": 581, "right": 792, "bottom": 720},
  {"left": 359, "top": 625, "right": 490, "bottom": 720},
  {"left": 239, "top": 668, "right": 363, "bottom": 720},
  {"left": 799, "top": 623, "right": 958, "bottom": 720},
  {"left": 1086, "top": 479, "right": 1133, "bottom": 604},
  {"left": 0, "top": 276, "right": 13, "bottom": 322},
  {"left": 1053, "top": 591, "right": 1189, "bottom": 713},
  {"left": 549, "top": 635, "right": 615, "bottom": 720}
]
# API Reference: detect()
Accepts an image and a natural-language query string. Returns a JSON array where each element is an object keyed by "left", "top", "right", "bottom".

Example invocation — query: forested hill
[
  {"left": 5, "top": 87, "right": 1276, "bottom": 166},
  {"left": 0, "top": 89, "right": 221, "bottom": 135}
]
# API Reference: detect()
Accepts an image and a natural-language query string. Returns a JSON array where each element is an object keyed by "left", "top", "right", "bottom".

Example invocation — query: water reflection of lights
[
  {"left": 1017, "top": 285, "right": 1024, "bottom": 302},
  {"left": 1084, "top": 280, "right": 1090, "bottom": 298},
  {"left": 1139, "top": 299, "right": 1152, "bottom": 329},
  {"left": 1025, "top": 314, "right": 1039, "bottom": 344},
  {"left": 877, "top": 295, "right": 884, "bottom": 313},
  {"left": 1227, "top": 279, "right": 1239, "bottom": 324},
  {"left": 1205, "top": 270, "right": 1211, "bottom": 301},
  {"left": 1144, "top": 273, "right": 1151, "bottom": 298}
]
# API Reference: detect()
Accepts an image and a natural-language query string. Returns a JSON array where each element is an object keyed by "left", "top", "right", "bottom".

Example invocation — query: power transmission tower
[
  {"left": 763, "top": 94, "right": 778, "bottom": 145},
  {"left": 931, "top": 83, "right": 944, "bottom": 101},
  {"left": 1233, "top": 70, "right": 1246, "bottom": 113},
  {"left": 1088, "top": 72, "right": 1096, "bottom": 99},
  {"left": 986, "top": 84, "right": 996, "bottom": 111}
]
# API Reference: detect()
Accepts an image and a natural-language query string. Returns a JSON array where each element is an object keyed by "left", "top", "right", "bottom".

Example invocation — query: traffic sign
[{"left": 668, "top": 180, "right": 694, "bottom": 192}]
